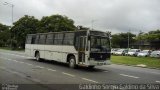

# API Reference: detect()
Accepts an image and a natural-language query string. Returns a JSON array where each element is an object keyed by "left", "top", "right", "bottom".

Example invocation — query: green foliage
[
  {"left": 136, "top": 29, "right": 160, "bottom": 41},
  {"left": 148, "top": 29, "right": 160, "bottom": 34},
  {"left": 147, "top": 30, "right": 160, "bottom": 41},
  {"left": 0, "top": 23, "right": 9, "bottom": 32},
  {"left": 9, "top": 14, "right": 76, "bottom": 48},
  {"left": 11, "top": 15, "right": 39, "bottom": 48},
  {"left": 39, "top": 14, "right": 76, "bottom": 32},
  {"left": 0, "top": 23, "right": 10, "bottom": 47},
  {"left": 111, "top": 32, "right": 136, "bottom": 48}
]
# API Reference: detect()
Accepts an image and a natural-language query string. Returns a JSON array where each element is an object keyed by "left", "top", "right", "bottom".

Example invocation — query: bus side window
[
  {"left": 46, "top": 34, "right": 53, "bottom": 45},
  {"left": 54, "top": 33, "right": 63, "bottom": 45},
  {"left": 26, "top": 35, "right": 32, "bottom": 44},
  {"left": 63, "top": 33, "right": 74, "bottom": 45},
  {"left": 31, "top": 35, "right": 36, "bottom": 44},
  {"left": 35, "top": 35, "right": 39, "bottom": 44},
  {"left": 39, "top": 34, "right": 46, "bottom": 44}
]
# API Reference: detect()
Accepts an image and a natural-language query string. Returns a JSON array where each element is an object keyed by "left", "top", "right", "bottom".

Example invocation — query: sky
[{"left": 0, "top": 0, "right": 160, "bottom": 34}]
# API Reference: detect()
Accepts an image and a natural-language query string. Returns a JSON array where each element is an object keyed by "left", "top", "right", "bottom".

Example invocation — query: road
[{"left": 0, "top": 49, "right": 160, "bottom": 90}]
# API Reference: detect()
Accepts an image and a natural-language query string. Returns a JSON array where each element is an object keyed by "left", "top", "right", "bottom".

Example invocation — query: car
[
  {"left": 137, "top": 50, "right": 151, "bottom": 57},
  {"left": 114, "top": 49, "right": 128, "bottom": 56},
  {"left": 126, "top": 49, "right": 141, "bottom": 56},
  {"left": 150, "top": 51, "right": 160, "bottom": 58},
  {"left": 111, "top": 48, "right": 119, "bottom": 55}
]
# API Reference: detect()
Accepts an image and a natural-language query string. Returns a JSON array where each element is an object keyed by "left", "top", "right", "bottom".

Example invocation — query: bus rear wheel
[
  {"left": 35, "top": 52, "right": 42, "bottom": 62},
  {"left": 69, "top": 56, "right": 77, "bottom": 68}
]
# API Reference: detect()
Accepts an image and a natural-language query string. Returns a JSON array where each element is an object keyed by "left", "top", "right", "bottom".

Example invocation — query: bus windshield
[{"left": 90, "top": 36, "right": 110, "bottom": 52}]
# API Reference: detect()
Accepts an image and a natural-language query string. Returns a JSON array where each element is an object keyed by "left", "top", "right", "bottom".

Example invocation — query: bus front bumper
[{"left": 88, "top": 60, "right": 111, "bottom": 66}]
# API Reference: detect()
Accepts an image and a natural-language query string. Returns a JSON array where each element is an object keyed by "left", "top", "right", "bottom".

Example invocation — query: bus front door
[{"left": 78, "top": 36, "right": 86, "bottom": 64}]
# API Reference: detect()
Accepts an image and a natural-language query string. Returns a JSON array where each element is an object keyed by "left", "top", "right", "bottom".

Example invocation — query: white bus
[{"left": 25, "top": 30, "right": 111, "bottom": 68}]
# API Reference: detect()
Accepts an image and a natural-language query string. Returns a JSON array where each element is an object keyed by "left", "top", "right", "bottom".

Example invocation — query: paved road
[{"left": 0, "top": 49, "right": 160, "bottom": 90}]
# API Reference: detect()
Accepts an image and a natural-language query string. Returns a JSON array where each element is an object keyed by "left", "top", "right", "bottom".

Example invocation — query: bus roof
[{"left": 27, "top": 29, "right": 107, "bottom": 35}]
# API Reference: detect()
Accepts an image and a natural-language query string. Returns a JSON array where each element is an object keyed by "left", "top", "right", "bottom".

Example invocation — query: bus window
[
  {"left": 54, "top": 33, "right": 63, "bottom": 45},
  {"left": 31, "top": 35, "right": 36, "bottom": 44},
  {"left": 39, "top": 34, "right": 46, "bottom": 44},
  {"left": 35, "top": 35, "right": 39, "bottom": 44},
  {"left": 46, "top": 34, "right": 54, "bottom": 45},
  {"left": 26, "top": 35, "right": 32, "bottom": 44},
  {"left": 63, "top": 33, "right": 74, "bottom": 45}
]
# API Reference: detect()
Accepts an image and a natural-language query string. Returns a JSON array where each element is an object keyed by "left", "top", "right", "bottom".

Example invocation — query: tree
[
  {"left": 11, "top": 15, "right": 39, "bottom": 48},
  {"left": 111, "top": 32, "right": 136, "bottom": 48},
  {"left": 10, "top": 14, "right": 76, "bottom": 48},
  {"left": 39, "top": 14, "right": 76, "bottom": 32},
  {"left": 147, "top": 30, "right": 160, "bottom": 49},
  {"left": 147, "top": 29, "right": 160, "bottom": 41},
  {"left": 0, "top": 23, "right": 10, "bottom": 47},
  {"left": 136, "top": 29, "right": 160, "bottom": 41}
]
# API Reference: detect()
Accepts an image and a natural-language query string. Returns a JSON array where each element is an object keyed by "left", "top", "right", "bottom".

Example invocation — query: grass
[
  {"left": 111, "top": 56, "right": 160, "bottom": 69},
  {"left": 0, "top": 47, "right": 24, "bottom": 51},
  {"left": 0, "top": 47, "right": 12, "bottom": 50}
]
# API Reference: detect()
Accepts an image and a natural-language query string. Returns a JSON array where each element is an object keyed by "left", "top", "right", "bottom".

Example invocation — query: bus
[{"left": 25, "top": 30, "right": 111, "bottom": 68}]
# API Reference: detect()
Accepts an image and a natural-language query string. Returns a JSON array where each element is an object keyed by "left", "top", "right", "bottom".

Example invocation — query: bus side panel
[
  {"left": 30, "top": 44, "right": 35, "bottom": 57},
  {"left": 51, "top": 45, "right": 62, "bottom": 62},
  {"left": 44, "top": 45, "right": 52, "bottom": 60},
  {"left": 61, "top": 46, "right": 78, "bottom": 63},
  {"left": 37, "top": 45, "right": 45, "bottom": 58},
  {"left": 25, "top": 44, "right": 31, "bottom": 56}
]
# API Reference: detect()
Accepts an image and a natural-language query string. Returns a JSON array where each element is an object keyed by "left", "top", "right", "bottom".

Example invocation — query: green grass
[
  {"left": 0, "top": 47, "right": 24, "bottom": 51},
  {"left": 0, "top": 47, "right": 12, "bottom": 50},
  {"left": 111, "top": 56, "right": 160, "bottom": 69}
]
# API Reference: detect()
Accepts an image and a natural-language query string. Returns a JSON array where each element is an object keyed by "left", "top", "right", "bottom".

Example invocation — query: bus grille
[{"left": 90, "top": 52, "right": 110, "bottom": 60}]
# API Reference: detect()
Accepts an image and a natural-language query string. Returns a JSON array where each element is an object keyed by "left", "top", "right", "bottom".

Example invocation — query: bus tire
[
  {"left": 88, "top": 66, "right": 95, "bottom": 69},
  {"left": 35, "top": 52, "right": 42, "bottom": 62},
  {"left": 69, "top": 56, "right": 77, "bottom": 68}
]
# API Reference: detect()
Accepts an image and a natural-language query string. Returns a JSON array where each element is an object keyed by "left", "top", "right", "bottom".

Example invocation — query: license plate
[{"left": 98, "top": 63, "right": 104, "bottom": 65}]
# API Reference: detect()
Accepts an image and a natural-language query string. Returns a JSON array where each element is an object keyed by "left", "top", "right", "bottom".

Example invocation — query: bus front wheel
[
  {"left": 69, "top": 56, "right": 77, "bottom": 68},
  {"left": 88, "top": 66, "right": 95, "bottom": 69}
]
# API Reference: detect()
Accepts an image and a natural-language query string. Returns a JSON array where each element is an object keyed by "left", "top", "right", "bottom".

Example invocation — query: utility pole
[
  {"left": 91, "top": 20, "right": 94, "bottom": 30},
  {"left": 139, "top": 30, "right": 143, "bottom": 49},
  {"left": 91, "top": 20, "right": 97, "bottom": 30},
  {"left": 11, "top": 4, "right": 14, "bottom": 26},
  {"left": 128, "top": 30, "right": 130, "bottom": 50},
  {"left": 3, "top": 2, "right": 14, "bottom": 49}
]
